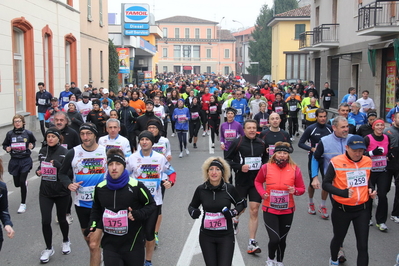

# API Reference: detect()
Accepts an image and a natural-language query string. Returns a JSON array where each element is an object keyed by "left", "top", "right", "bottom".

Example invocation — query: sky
[{"left": 108, "top": 0, "right": 275, "bottom": 31}]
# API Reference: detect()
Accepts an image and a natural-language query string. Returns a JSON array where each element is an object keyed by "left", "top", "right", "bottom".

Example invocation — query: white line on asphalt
[
  {"left": 209, "top": 135, "right": 214, "bottom": 154},
  {"left": 7, "top": 191, "right": 13, "bottom": 196}
]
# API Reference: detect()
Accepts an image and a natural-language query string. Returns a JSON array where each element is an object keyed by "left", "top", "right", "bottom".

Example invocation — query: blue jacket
[
  {"left": 340, "top": 93, "right": 357, "bottom": 104},
  {"left": 348, "top": 112, "right": 367, "bottom": 126},
  {"left": 386, "top": 106, "right": 399, "bottom": 124},
  {"left": 59, "top": 91, "right": 73, "bottom": 106},
  {"left": 172, "top": 107, "right": 190, "bottom": 131},
  {"left": 231, "top": 98, "right": 249, "bottom": 124}
]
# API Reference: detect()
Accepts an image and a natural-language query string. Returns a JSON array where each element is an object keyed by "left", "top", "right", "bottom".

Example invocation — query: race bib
[
  {"left": 236, "top": 109, "right": 242, "bottom": 115},
  {"left": 11, "top": 142, "right": 26, "bottom": 151},
  {"left": 209, "top": 106, "right": 217, "bottom": 113},
  {"left": 172, "top": 100, "right": 177, "bottom": 105},
  {"left": 275, "top": 106, "right": 283, "bottom": 114},
  {"left": 61, "top": 144, "right": 68, "bottom": 149},
  {"left": 268, "top": 145, "right": 275, "bottom": 156},
  {"left": 41, "top": 161, "right": 57, "bottom": 181},
  {"left": 178, "top": 115, "right": 186, "bottom": 123},
  {"left": 289, "top": 105, "right": 297, "bottom": 111},
  {"left": 270, "top": 190, "right": 289, "bottom": 209},
  {"left": 76, "top": 186, "right": 95, "bottom": 202},
  {"left": 155, "top": 111, "right": 162, "bottom": 118},
  {"left": 346, "top": 170, "right": 367, "bottom": 188},
  {"left": 203, "top": 212, "right": 227, "bottom": 230},
  {"left": 245, "top": 157, "right": 261, "bottom": 170},
  {"left": 38, "top": 98, "right": 46, "bottom": 105},
  {"left": 141, "top": 180, "right": 159, "bottom": 197},
  {"left": 325, "top": 96, "right": 331, "bottom": 101},
  {"left": 103, "top": 209, "right": 128, "bottom": 236},
  {"left": 259, "top": 119, "right": 268, "bottom": 127},
  {"left": 191, "top": 112, "right": 199, "bottom": 119},
  {"left": 308, "top": 112, "right": 316, "bottom": 119},
  {"left": 371, "top": 156, "right": 387, "bottom": 171},
  {"left": 224, "top": 129, "right": 236, "bottom": 141},
  {"left": 81, "top": 109, "right": 90, "bottom": 116},
  {"left": 63, "top": 97, "right": 69, "bottom": 103}
]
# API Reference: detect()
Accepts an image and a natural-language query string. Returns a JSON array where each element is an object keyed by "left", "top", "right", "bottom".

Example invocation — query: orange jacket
[{"left": 129, "top": 99, "right": 146, "bottom": 115}]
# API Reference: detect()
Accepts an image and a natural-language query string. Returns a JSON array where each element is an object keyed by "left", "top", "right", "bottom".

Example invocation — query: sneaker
[
  {"left": 62, "top": 240, "right": 71, "bottom": 255},
  {"left": 144, "top": 261, "right": 152, "bottom": 266},
  {"left": 247, "top": 240, "right": 261, "bottom": 254},
  {"left": 338, "top": 249, "right": 346, "bottom": 263},
  {"left": 185, "top": 149, "right": 190, "bottom": 155},
  {"left": 396, "top": 253, "right": 399, "bottom": 265},
  {"left": 40, "top": 247, "right": 55, "bottom": 263},
  {"left": 179, "top": 152, "right": 183, "bottom": 158},
  {"left": 318, "top": 206, "right": 329, "bottom": 219},
  {"left": 66, "top": 213, "right": 73, "bottom": 225},
  {"left": 275, "top": 262, "right": 284, "bottom": 266},
  {"left": 290, "top": 137, "right": 294, "bottom": 142},
  {"left": 329, "top": 258, "right": 339, "bottom": 266},
  {"left": 211, "top": 143, "right": 215, "bottom": 148},
  {"left": 308, "top": 203, "right": 316, "bottom": 215},
  {"left": 193, "top": 143, "right": 197, "bottom": 149},
  {"left": 295, "top": 132, "right": 300, "bottom": 137},
  {"left": 376, "top": 223, "right": 388, "bottom": 231},
  {"left": 17, "top": 203, "right": 26, "bottom": 214},
  {"left": 232, "top": 217, "right": 239, "bottom": 235},
  {"left": 154, "top": 233, "right": 159, "bottom": 247},
  {"left": 206, "top": 131, "right": 209, "bottom": 136},
  {"left": 369, "top": 219, "right": 373, "bottom": 226},
  {"left": 202, "top": 131, "right": 206, "bottom": 137},
  {"left": 171, "top": 133, "right": 175, "bottom": 137},
  {"left": 189, "top": 137, "right": 192, "bottom": 143},
  {"left": 266, "top": 257, "right": 277, "bottom": 266},
  {"left": 390, "top": 216, "right": 399, "bottom": 223}
]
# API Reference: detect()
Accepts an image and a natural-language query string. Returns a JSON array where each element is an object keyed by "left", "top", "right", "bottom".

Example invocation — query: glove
[
  {"left": 83, "top": 227, "right": 96, "bottom": 237},
  {"left": 222, "top": 207, "right": 238, "bottom": 219},
  {"left": 189, "top": 208, "right": 201, "bottom": 219},
  {"left": 52, "top": 159, "right": 62, "bottom": 169},
  {"left": 370, "top": 146, "right": 383, "bottom": 156}
]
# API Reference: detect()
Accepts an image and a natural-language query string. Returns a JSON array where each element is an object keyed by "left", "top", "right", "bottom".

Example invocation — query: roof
[
  {"left": 156, "top": 16, "right": 217, "bottom": 24},
  {"left": 232, "top": 26, "right": 255, "bottom": 37},
  {"left": 219, "top": 29, "right": 236, "bottom": 41},
  {"left": 275, "top": 5, "right": 311, "bottom": 17}
]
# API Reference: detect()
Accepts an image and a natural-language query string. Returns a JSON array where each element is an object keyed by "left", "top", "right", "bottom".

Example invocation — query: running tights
[
  {"left": 189, "top": 120, "right": 201, "bottom": 138},
  {"left": 199, "top": 233, "right": 235, "bottom": 266},
  {"left": 369, "top": 171, "right": 392, "bottom": 224},
  {"left": 330, "top": 206, "right": 370, "bottom": 266},
  {"left": 288, "top": 116, "right": 298, "bottom": 137},
  {"left": 39, "top": 195, "right": 70, "bottom": 249},
  {"left": 208, "top": 117, "right": 220, "bottom": 144},
  {"left": 177, "top": 130, "right": 187, "bottom": 151},
  {"left": 263, "top": 211, "right": 293, "bottom": 262},
  {"left": 103, "top": 246, "right": 145, "bottom": 266},
  {"left": 13, "top": 172, "right": 28, "bottom": 204}
]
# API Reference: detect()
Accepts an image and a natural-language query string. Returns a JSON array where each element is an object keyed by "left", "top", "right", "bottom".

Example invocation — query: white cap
[
  {"left": 129, "top": 84, "right": 133, "bottom": 88},
  {"left": 102, "top": 88, "right": 109, "bottom": 94},
  {"left": 84, "top": 84, "right": 89, "bottom": 88}
]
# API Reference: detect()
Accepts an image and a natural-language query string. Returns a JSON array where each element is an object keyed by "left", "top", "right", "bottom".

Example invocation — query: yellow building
[{"left": 267, "top": 5, "right": 310, "bottom": 82}]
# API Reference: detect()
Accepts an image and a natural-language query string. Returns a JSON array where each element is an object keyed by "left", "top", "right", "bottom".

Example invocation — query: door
[{"left": 331, "top": 58, "right": 339, "bottom": 109}]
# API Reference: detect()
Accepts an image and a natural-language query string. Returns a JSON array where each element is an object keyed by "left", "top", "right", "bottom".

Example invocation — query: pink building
[{"left": 156, "top": 16, "right": 236, "bottom": 75}]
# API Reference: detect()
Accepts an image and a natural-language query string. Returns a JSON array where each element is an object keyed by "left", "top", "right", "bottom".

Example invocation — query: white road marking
[
  {"left": 209, "top": 135, "right": 214, "bottom": 154},
  {"left": 177, "top": 211, "right": 245, "bottom": 266},
  {"left": 7, "top": 191, "right": 13, "bottom": 196}
]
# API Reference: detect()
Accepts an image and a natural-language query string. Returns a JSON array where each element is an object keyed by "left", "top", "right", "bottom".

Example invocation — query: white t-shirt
[
  {"left": 137, "top": 137, "right": 171, "bottom": 158},
  {"left": 98, "top": 134, "right": 132, "bottom": 157},
  {"left": 153, "top": 105, "right": 166, "bottom": 120},
  {"left": 76, "top": 101, "right": 93, "bottom": 122},
  {"left": 356, "top": 98, "right": 375, "bottom": 113}
]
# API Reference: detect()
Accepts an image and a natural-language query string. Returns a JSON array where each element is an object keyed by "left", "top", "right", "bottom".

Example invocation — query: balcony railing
[
  {"left": 299, "top": 31, "right": 313, "bottom": 49},
  {"left": 358, "top": 1, "right": 399, "bottom": 31},
  {"left": 313, "top": 24, "right": 339, "bottom": 46}
]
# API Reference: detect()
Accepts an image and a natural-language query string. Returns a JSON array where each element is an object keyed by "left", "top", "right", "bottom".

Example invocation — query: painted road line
[{"left": 209, "top": 135, "right": 214, "bottom": 154}]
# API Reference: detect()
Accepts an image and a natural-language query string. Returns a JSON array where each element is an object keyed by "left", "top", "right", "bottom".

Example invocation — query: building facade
[
  {"left": 268, "top": 5, "right": 311, "bottom": 82},
  {"left": 300, "top": 0, "right": 399, "bottom": 117},
  {"left": 156, "top": 16, "right": 236, "bottom": 75},
  {"left": 232, "top": 27, "right": 255, "bottom": 75}
]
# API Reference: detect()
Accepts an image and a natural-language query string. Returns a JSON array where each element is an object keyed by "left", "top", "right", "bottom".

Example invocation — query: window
[
  {"left": 224, "top": 66, "right": 229, "bottom": 75},
  {"left": 88, "top": 48, "right": 92, "bottom": 82},
  {"left": 163, "top": 66, "right": 168, "bottom": 73},
  {"left": 65, "top": 33, "right": 77, "bottom": 84},
  {"left": 195, "top": 28, "right": 200, "bottom": 38},
  {"left": 42, "top": 25, "right": 54, "bottom": 93},
  {"left": 185, "top": 28, "right": 190, "bottom": 38},
  {"left": 294, "top": 24, "right": 306, "bottom": 39},
  {"left": 206, "top": 49, "right": 211, "bottom": 59},
  {"left": 286, "top": 53, "right": 309, "bottom": 80},
  {"left": 174, "top": 66, "right": 181, "bottom": 73},
  {"left": 65, "top": 42, "right": 71, "bottom": 83},
  {"left": 207, "top": 29, "right": 211, "bottom": 39},
  {"left": 174, "top": 45, "right": 181, "bottom": 58},
  {"left": 13, "top": 29, "right": 25, "bottom": 112},
  {"left": 183, "top": 45, "right": 191, "bottom": 58},
  {"left": 175, "top": 28, "right": 180, "bottom": 38},
  {"left": 99, "top": 0, "right": 103, "bottom": 27},
  {"left": 224, "top": 49, "right": 230, "bottom": 58},
  {"left": 193, "top": 46, "right": 200, "bottom": 58},
  {"left": 235, "top": 47, "right": 238, "bottom": 57},
  {"left": 163, "top": 28, "right": 168, "bottom": 38},
  {"left": 100, "top": 50, "right": 103, "bottom": 82},
  {"left": 207, "top": 66, "right": 211, "bottom": 73},
  {"left": 163, "top": 48, "right": 168, "bottom": 58},
  {"left": 87, "top": 0, "right": 92, "bottom": 21}
]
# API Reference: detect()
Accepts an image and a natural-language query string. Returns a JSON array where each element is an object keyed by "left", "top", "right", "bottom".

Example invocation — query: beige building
[
  {"left": 233, "top": 27, "right": 255, "bottom": 75},
  {"left": 0, "top": 0, "right": 80, "bottom": 125},
  {"left": 156, "top": 16, "right": 236, "bottom": 75},
  {"left": 80, "top": 0, "right": 109, "bottom": 87}
]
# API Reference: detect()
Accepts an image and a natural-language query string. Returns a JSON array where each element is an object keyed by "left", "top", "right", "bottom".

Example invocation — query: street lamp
[{"left": 232, "top": 20, "right": 246, "bottom": 75}]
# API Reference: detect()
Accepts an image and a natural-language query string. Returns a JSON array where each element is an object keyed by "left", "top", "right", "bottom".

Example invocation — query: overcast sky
[{"left": 109, "top": 0, "right": 275, "bottom": 31}]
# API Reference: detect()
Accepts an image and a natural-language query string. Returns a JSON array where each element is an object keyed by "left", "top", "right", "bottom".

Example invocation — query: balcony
[
  {"left": 299, "top": 31, "right": 324, "bottom": 51},
  {"left": 357, "top": 1, "right": 399, "bottom": 36},
  {"left": 313, "top": 24, "right": 340, "bottom": 48}
]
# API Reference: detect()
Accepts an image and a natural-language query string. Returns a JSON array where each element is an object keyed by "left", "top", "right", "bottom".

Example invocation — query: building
[
  {"left": 156, "top": 16, "right": 236, "bottom": 75},
  {"left": 0, "top": 0, "right": 80, "bottom": 126},
  {"left": 232, "top": 27, "right": 255, "bottom": 75},
  {"left": 299, "top": 0, "right": 399, "bottom": 117},
  {"left": 268, "top": 5, "right": 311, "bottom": 82},
  {"left": 80, "top": 0, "right": 109, "bottom": 87}
]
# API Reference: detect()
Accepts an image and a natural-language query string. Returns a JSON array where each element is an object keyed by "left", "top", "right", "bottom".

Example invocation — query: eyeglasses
[{"left": 14, "top": 120, "right": 23, "bottom": 123}]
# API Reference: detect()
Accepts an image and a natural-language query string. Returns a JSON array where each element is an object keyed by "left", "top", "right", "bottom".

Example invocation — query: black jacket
[
  {"left": 118, "top": 105, "right": 138, "bottom": 133},
  {"left": 134, "top": 112, "right": 162, "bottom": 136},
  {"left": 67, "top": 110, "right": 84, "bottom": 134},
  {"left": 36, "top": 90, "right": 53, "bottom": 113},
  {"left": 2, "top": 128, "right": 36, "bottom": 159}
]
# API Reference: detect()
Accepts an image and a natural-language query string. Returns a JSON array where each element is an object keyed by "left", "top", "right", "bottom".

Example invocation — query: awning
[
  {"left": 183, "top": 66, "right": 192, "bottom": 70},
  {"left": 368, "top": 39, "right": 394, "bottom": 50}
]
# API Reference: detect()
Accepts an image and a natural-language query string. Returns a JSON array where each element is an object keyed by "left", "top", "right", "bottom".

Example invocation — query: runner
[
  {"left": 0, "top": 158, "right": 15, "bottom": 252},
  {"left": 172, "top": 99, "right": 190, "bottom": 158},
  {"left": 254, "top": 142, "right": 305, "bottom": 266},
  {"left": 207, "top": 95, "right": 221, "bottom": 148},
  {"left": 286, "top": 92, "right": 301, "bottom": 140},
  {"left": 322, "top": 135, "right": 376, "bottom": 266},
  {"left": 225, "top": 119, "right": 268, "bottom": 254},
  {"left": 86, "top": 148, "right": 156, "bottom": 266},
  {"left": 2, "top": 114, "right": 36, "bottom": 213},
  {"left": 188, "top": 157, "right": 246, "bottom": 266},
  {"left": 98, "top": 118, "right": 132, "bottom": 157},
  {"left": 36, "top": 82, "right": 53, "bottom": 137},
  {"left": 58, "top": 123, "right": 107, "bottom": 266},
  {"left": 36, "top": 128, "right": 71, "bottom": 263},
  {"left": 126, "top": 131, "right": 176, "bottom": 266},
  {"left": 230, "top": 90, "right": 249, "bottom": 126},
  {"left": 188, "top": 96, "right": 202, "bottom": 148}
]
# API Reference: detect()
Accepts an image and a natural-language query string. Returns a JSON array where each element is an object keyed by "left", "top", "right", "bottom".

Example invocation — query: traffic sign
[{"left": 238, "top": 62, "right": 243, "bottom": 67}]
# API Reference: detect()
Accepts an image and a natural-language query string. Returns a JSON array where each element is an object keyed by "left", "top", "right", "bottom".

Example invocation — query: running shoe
[
  {"left": 62, "top": 240, "right": 71, "bottom": 255},
  {"left": 369, "top": 220, "right": 373, "bottom": 226},
  {"left": 66, "top": 213, "right": 73, "bottom": 225},
  {"left": 338, "top": 249, "right": 346, "bottom": 263},
  {"left": 193, "top": 143, "right": 197, "bottom": 149},
  {"left": 185, "top": 149, "right": 190, "bottom": 155},
  {"left": 266, "top": 257, "right": 277, "bottom": 266},
  {"left": 154, "top": 233, "right": 159, "bottom": 246},
  {"left": 17, "top": 203, "right": 26, "bottom": 214},
  {"left": 376, "top": 223, "right": 388, "bottom": 231},
  {"left": 189, "top": 137, "right": 192, "bottom": 143},
  {"left": 206, "top": 131, "right": 209, "bottom": 136},
  {"left": 329, "top": 258, "right": 339, "bottom": 266},
  {"left": 202, "top": 131, "right": 206, "bottom": 137},
  {"left": 290, "top": 137, "right": 294, "bottom": 141},
  {"left": 308, "top": 203, "right": 316, "bottom": 215},
  {"left": 247, "top": 240, "right": 261, "bottom": 254},
  {"left": 318, "top": 206, "right": 329, "bottom": 219},
  {"left": 390, "top": 216, "right": 399, "bottom": 223},
  {"left": 211, "top": 143, "right": 215, "bottom": 148},
  {"left": 232, "top": 217, "right": 239, "bottom": 235},
  {"left": 171, "top": 133, "right": 175, "bottom": 137},
  {"left": 395, "top": 253, "right": 399, "bottom": 266},
  {"left": 275, "top": 262, "right": 284, "bottom": 266},
  {"left": 179, "top": 152, "right": 183, "bottom": 158},
  {"left": 40, "top": 247, "right": 55, "bottom": 263},
  {"left": 144, "top": 261, "right": 152, "bottom": 266}
]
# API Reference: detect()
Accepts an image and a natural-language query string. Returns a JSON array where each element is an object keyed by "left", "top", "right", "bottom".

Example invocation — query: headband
[
  {"left": 209, "top": 160, "right": 225, "bottom": 174},
  {"left": 79, "top": 123, "right": 99, "bottom": 137},
  {"left": 107, "top": 154, "right": 126, "bottom": 168},
  {"left": 274, "top": 145, "right": 291, "bottom": 153},
  {"left": 45, "top": 127, "right": 61, "bottom": 140},
  {"left": 367, "top": 112, "right": 377, "bottom": 118},
  {"left": 372, "top": 119, "right": 385, "bottom": 130}
]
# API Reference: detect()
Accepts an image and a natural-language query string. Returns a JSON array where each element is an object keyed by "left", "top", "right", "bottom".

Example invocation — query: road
[{"left": 1, "top": 130, "right": 398, "bottom": 266}]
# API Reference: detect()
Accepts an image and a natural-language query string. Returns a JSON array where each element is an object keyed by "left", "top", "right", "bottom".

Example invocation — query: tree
[
  {"left": 108, "top": 39, "right": 119, "bottom": 93},
  {"left": 248, "top": 0, "right": 298, "bottom": 77}
]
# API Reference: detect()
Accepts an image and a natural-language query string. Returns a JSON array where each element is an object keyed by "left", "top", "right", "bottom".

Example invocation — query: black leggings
[
  {"left": 288, "top": 116, "right": 298, "bottom": 137},
  {"left": 13, "top": 172, "right": 29, "bottom": 204},
  {"left": 389, "top": 169, "right": 399, "bottom": 216},
  {"left": 103, "top": 244, "right": 145, "bottom": 266},
  {"left": 208, "top": 116, "right": 220, "bottom": 143},
  {"left": 279, "top": 118, "right": 287, "bottom": 131},
  {"left": 199, "top": 232, "right": 235, "bottom": 266},
  {"left": 263, "top": 211, "right": 293, "bottom": 262},
  {"left": 177, "top": 130, "right": 187, "bottom": 151},
  {"left": 39, "top": 195, "right": 70, "bottom": 249},
  {"left": 189, "top": 119, "right": 201, "bottom": 138},
  {"left": 330, "top": 205, "right": 370, "bottom": 265},
  {"left": 369, "top": 171, "right": 392, "bottom": 224},
  {"left": 170, "top": 120, "right": 176, "bottom": 133},
  {"left": 200, "top": 110, "right": 208, "bottom": 130}
]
